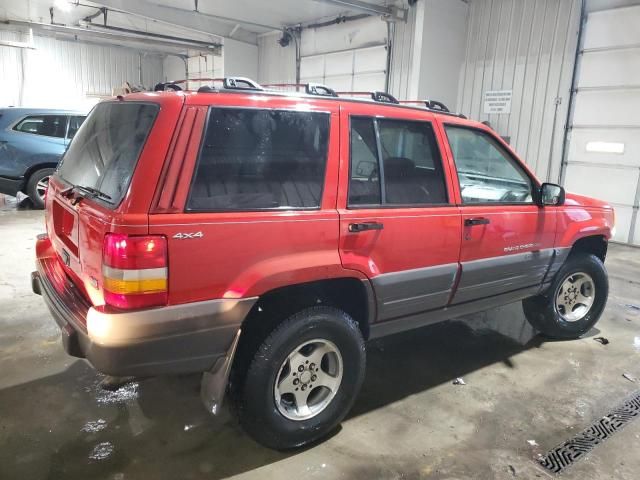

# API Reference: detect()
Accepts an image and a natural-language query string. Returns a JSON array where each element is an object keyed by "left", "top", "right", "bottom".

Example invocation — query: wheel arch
[
  {"left": 241, "top": 277, "right": 374, "bottom": 341},
  {"left": 23, "top": 162, "right": 58, "bottom": 188},
  {"left": 229, "top": 277, "right": 375, "bottom": 395},
  {"left": 569, "top": 235, "right": 608, "bottom": 262}
]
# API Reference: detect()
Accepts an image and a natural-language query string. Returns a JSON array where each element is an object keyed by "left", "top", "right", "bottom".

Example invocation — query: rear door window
[
  {"left": 57, "top": 102, "right": 159, "bottom": 206},
  {"left": 348, "top": 117, "right": 448, "bottom": 207},
  {"left": 187, "top": 108, "right": 330, "bottom": 211},
  {"left": 14, "top": 115, "right": 68, "bottom": 138}
]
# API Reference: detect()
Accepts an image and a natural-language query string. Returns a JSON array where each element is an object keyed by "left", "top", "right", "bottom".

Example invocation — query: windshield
[{"left": 57, "top": 102, "right": 159, "bottom": 206}]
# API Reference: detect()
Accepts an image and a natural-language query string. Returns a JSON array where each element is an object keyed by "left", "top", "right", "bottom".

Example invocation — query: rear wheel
[
  {"left": 237, "top": 306, "right": 365, "bottom": 450},
  {"left": 523, "top": 253, "right": 608, "bottom": 339},
  {"left": 26, "top": 168, "right": 55, "bottom": 209}
]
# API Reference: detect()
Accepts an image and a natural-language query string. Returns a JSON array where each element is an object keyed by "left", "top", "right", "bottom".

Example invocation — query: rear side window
[
  {"left": 66, "top": 115, "right": 86, "bottom": 140},
  {"left": 187, "top": 108, "right": 330, "bottom": 211},
  {"left": 349, "top": 117, "right": 448, "bottom": 207},
  {"left": 57, "top": 102, "right": 158, "bottom": 206},
  {"left": 14, "top": 115, "right": 68, "bottom": 138}
]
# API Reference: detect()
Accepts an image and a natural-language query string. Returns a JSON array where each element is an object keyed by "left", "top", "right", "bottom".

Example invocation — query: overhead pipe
[
  {"left": 79, "top": 22, "right": 222, "bottom": 49},
  {"left": 3, "top": 20, "right": 220, "bottom": 52}
]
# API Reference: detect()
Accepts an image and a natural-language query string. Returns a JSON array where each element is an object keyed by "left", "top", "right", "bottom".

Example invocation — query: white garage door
[
  {"left": 564, "top": 5, "right": 640, "bottom": 245},
  {"left": 300, "top": 44, "right": 387, "bottom": 92}
]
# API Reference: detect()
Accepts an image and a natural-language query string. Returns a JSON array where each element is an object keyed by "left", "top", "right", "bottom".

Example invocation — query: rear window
[
  {"left": 187, "top": 108, "right": 330, "bottom": 211},
  {"left": 57, "top": 102, "right": 158, "bottom": 206}
]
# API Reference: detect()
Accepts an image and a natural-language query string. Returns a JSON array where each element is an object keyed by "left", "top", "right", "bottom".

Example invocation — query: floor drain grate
[{"left": 539, "top": 391, "right": 640, "bottom": 474}]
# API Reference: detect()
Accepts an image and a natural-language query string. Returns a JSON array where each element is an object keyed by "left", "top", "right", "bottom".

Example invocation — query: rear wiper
[{"left": 61, "top": 184, "right": 112, "bottom": 203}]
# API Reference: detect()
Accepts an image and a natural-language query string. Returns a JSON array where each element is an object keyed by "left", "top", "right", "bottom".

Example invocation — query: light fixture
[
  {"left": 54, "top": 0, "right": 72, "bottom": 12},
  {"left": 585, "top": 141, "right": 625, "bottom": 154},
  {"left": 278, "top": 30, "right": 292, "bottom": 47}
]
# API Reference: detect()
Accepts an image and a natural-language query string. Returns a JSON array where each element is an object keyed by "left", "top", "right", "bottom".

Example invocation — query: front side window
[
  {"left": 187, "top": 108, "right": 330, "bottom": 211},
  {"left": 14, "top": 115, "right": 68, "bottom": 138},
  {"left": 349, "top": 117, "right": 448, "bottom": 207},
  {"left": 445, "top": 126, "right": 532, "bottom": 204}
]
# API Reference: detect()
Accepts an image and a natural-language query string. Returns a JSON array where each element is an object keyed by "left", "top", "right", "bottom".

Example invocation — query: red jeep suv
[{"left": 33, "top": 78, "right": 614, "bottom": 449}]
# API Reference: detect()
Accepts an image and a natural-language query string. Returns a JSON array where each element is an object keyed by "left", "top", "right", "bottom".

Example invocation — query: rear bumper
[{"left": 32, "top": 235, "right": 256, "bottom": 379}]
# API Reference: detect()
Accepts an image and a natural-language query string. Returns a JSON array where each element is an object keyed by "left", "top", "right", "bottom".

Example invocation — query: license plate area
[{"left": 52, "top": 199, "right": 79, "bottom": 257}]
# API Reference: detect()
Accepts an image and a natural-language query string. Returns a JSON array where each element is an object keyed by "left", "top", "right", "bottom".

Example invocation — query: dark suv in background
[{"left": 0, "top": 107, "right": 86, "bottom": 208}]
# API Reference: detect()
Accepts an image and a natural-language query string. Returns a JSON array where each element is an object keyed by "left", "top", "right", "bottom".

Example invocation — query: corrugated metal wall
[
  {"left": 0, "top": 30, "right": 25, "bottom": 107},
  {"left": 0, "top": 28, "right": 163, "bottom": 110},
  {"left": 457, "top": 0, "right": 581, "bottom": 181},
  {"left": 388, "top": 4, "right": 419, "bottom": 100},
  {"left": 257, "top": 32, "right": 297, "bottom": 85}
]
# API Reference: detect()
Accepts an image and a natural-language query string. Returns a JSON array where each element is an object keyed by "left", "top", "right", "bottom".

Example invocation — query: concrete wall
[
  {"left": 223, "top": 38, "right": 258, "bottom": 79},
  {"left": 417, "top": 0, "right": 469, "bottom": 110}
]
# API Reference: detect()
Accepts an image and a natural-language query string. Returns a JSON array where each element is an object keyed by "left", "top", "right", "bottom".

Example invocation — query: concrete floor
[{"left": 1, "top": 198, "right": 640, "bottom": 480}]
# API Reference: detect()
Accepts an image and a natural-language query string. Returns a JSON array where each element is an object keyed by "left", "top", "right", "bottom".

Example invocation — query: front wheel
[
  {"left": 237, "top": 306, "right": 366, "bottom": 450},
  {"left": 523, "top": 253, "right": 608, "bottom": 339}
]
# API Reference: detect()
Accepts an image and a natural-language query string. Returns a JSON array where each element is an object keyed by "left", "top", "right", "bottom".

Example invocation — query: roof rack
[
  {"left": 336, "top": 91, "right": 399, "bottom": 104},
  {"left": 398, "top": 99, "right": 467, "bottom": 118},
  {"left": 154, "top": 76, "right": 263, "bottom": 92},
  {"left": 262, "top": 83, "right": 338, "bottom": 97},
  {"left": 151, "top": 78, "right": 466, "bottom": 117}
]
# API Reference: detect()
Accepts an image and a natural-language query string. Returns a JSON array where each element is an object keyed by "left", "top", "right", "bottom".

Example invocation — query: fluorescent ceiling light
[
  {"left": 54, "top": 0, "right": 72, "bottom": 12},
  {"left": 585, "top": 141, "right": 625, "bottom": 154}
]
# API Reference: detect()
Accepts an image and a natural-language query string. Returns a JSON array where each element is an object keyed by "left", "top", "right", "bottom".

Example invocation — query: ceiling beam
[
  {"left": 82, "top": 0, "right": 280, "bottom": 44},
  {"left": 310, "top": 0, "right": 406, "bottom": 19}
]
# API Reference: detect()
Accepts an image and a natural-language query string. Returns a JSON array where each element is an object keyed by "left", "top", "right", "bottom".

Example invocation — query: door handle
[
  {"left": 464, "top": 217, "right": 490, "bottom": 226},
  {"left": 348, "top": 222, "right": 384, "bottom": 233}
]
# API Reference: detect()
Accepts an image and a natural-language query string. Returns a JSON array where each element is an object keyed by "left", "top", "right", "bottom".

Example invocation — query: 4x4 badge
[{"left": 173, "top": 232, "right": 204, "bottom": 239}]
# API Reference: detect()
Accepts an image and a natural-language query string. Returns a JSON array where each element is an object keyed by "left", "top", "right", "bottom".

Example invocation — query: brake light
[{"left": 102, "top": 234, "right": 168, "bottom": 309}]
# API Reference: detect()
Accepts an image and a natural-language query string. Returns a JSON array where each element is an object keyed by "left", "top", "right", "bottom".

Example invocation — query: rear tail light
[{"left": 102, "top": 234, "right": 168, "bottom": 309}]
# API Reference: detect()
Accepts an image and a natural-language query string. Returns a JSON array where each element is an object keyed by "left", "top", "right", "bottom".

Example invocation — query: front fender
[{"left": 556, "top": 205, "right": 615, "bottom": 247}]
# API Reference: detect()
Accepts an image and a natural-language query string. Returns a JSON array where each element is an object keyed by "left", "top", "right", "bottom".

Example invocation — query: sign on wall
[{"left": 483, "top": 90, "right": 512, "bottom": 114}]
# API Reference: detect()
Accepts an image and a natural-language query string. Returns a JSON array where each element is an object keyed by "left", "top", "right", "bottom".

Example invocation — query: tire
[
  {"left": 523, "top": 252, "right": 608, "bottom": 339},
  {"left": 237, "top": 306, "right": 366, "bottom": 450},
  {"left": 26, "top": 168, "right": 55, "bottom": 209}
]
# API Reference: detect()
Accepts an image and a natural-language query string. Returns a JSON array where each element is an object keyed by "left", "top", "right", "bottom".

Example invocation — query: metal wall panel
[
  {"left": 457, "top": 0, "right": 581, "bottom": 182},
  {"left": 0, "top": 27, "right": 163, "bottom": 110},
  {"left": 388, "top": 2, "right": 419, "bottom": 100},
  {"left": 564, "top": 5, "right": 640, "bottom": 244},
  {"left": 0, "top": 30, "right": 24, "bottom": 107},
  {"left": 257, "top": 32, "right": 297, "bottom": 85}
]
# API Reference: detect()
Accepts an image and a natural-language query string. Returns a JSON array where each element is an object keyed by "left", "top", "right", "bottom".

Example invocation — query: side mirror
[{"left": 538, "top": 182, "right": 565, "bottom": 206}]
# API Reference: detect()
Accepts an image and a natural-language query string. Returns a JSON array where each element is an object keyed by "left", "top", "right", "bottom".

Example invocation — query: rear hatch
[{"left": 45, "top": 100, "right": 161, "bottom": 307}]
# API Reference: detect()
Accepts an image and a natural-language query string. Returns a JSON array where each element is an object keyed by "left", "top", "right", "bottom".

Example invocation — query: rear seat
[{"left": 383, "top": 157, "right": 445, "bottom": 204}]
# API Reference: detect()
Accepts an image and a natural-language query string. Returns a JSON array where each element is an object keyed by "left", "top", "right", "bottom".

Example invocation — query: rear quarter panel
[
  {"left": 44, "top": 93, "right": 183, "bottom": 307},
  {"left": 148, "top": 93, "right": 360, "bottom": 305}
]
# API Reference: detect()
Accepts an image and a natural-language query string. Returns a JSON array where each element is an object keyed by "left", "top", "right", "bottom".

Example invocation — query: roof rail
[
  {"left": 399, "top": 99, "right": 450, "bottom": 112},
  {"left": 262, "top": 82, "right": 338, "bottom": 97},
  {"left": 336, "top": 91, "right": 399, "bottom": 104}
]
